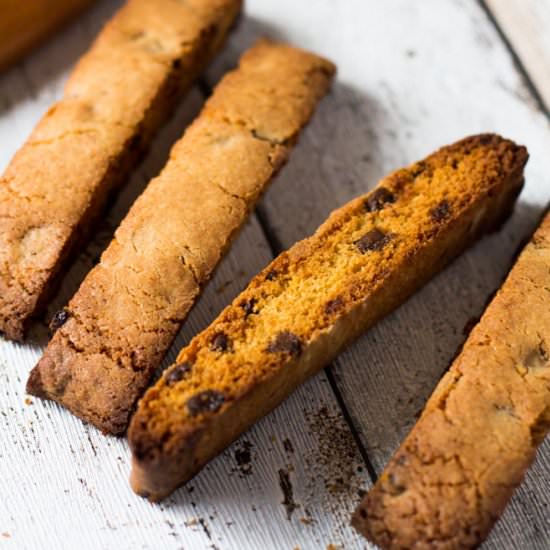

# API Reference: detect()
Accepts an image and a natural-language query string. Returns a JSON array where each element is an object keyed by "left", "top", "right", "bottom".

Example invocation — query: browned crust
[
  {"left": 26, "top": 40, "right": 336, "bottom": 434},
  {"left": 352, "top": 210, "right": 550, "bottom": 549},
  {"left": 128, "top": 134, "right": 528, "bottom": 501},
  {"left": 0, "top": 0, "right": 242, "bottom": 341},
  {"left": 0, "top": 0, "right": 96, "bottom": 72}
]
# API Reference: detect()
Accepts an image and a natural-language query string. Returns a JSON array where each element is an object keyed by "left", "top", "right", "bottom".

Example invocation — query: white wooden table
[{"left": 1, "top": 1, "right": 549, "bottom": 548}]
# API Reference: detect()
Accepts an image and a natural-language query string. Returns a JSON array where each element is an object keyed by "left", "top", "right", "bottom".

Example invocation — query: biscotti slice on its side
[
  {"left": 352, "top": 212, "right": 550, "bottom": 549},
  {"left": 0, "top": 0, "right": 242, "bottom": 341},
  {"left": 26, "top": 40, "right": 336, "bottom": 435},
  {"left": 128, "top": 134, "right": 528, "bottom": 501}
]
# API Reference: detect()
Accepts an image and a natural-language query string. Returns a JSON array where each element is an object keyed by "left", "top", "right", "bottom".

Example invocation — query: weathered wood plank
[
  {"left": 0, "top": 1, "right": 371, "bottom": 549},
  {"left": 204, "top": 0, "right": 550, "bottom": 547},
  {"left": 485, "top": 0, "right": 550, "bottom": 113}
]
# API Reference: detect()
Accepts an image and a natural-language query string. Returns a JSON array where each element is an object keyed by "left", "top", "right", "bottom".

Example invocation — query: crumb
[{"left": 283, "top": 438, "right": 294, "bottom": 454}]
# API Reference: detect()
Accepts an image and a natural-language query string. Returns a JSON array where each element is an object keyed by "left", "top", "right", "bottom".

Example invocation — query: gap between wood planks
[{"left": 479, "top": 0, "right": 550, "bottom": 119}]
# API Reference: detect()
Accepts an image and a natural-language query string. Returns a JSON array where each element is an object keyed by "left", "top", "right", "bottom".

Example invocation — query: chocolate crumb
[
  {"left": 365, "top": 187, "right": 395, "bottom": 212},
  {"left": 234, "top": 440, "right": 253, "bottom": 476},
  {"left": 187, "top": 390, "right": 225, "bottom": 416},
  {"left": 210, "top": 331, "right": 230, "bottom": 352},
  {"left": 430, "top": 199, "right": 451, "bottom": 222},
  {"left": 355, "top": 229, "right": 392, "bottom": 253},
  {"left": 283, "top": 438, "right": 294, "bottom": 454},
  {"left": 278, "top": 468, "right": 298, "bottom": 520},
  {"left": 240, "top": 298, "right": 257, "bottom": 317},
  {"left": 165, "top": 362, "right": 192, "bottom": 386},
  {"left": 324, "top": 296, "right": 344, "bottom": 315},
  {"left": 50, "top": 309, "right": 70, "bottom": 332},
  {"left": 267, "top": 331, "right": 302, "bottom": 356}
]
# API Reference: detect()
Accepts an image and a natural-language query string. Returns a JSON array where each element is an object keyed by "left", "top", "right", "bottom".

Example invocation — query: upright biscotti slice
[
  {"left": 352, "top": 213, "right": 550, "bottom": 548},
  {"left": 0, "top": 0, "right": 242, "bottom": 341},
  {"left": 128, "top": 134, "right": 528, "bottom": 501},
  {"left": 27, "top": 40, "right": 336, "bottom": 435}
]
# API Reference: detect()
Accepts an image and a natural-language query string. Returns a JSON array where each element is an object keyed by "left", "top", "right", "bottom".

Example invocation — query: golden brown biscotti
[
  {"left": 127, "top": 134, "right": 528, "bottom": 501},
  {"left": 26, "top": 40, "right": 336, "bottom": 435},
  {"left": 0, "top": 0, "right": 242, "bottom": 341},
  {"left": 352, "top": 211, "right": 550, "bottom": 549},
  {"left": 0, "top": 0, "right": 95, "bottom": 72}
]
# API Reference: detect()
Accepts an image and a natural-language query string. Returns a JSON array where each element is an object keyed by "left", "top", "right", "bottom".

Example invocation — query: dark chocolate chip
[
  {"left": 365, "top": 187, "right": 395, "bottom": 212},
  {"left": 430, "top": 199, "right": 451, "bottom": 222},
  {"left": 50, "top": 309, "right": 70, "bottom": 332},
  {"left": 265, "top": 270, "right": 278, "bottom": 281},
  {"left": 479, "top": 134, "right": 493, "bottom": 145},
  {"left": 325, "top": 297, "right": 344, "bottom": 315},
  {"left": 210, "top": 331, "right": 230, "bottom": 352},
  {"left": 186, "top": 390, "right": 225, "bottom": 416},
  {"left": 355, "top": 229, "right": 392, "bottom": 253},
  {"left": 165, "top": 362, "right": 192, "bottom": 386},
  {"left": 387, "top": 472, "right": 407, "bottom": 495},
  {"left": 267, "top": 331, "right": 302, "bottom": 356},
  {"left": 411, "top": 161, "right": 426, "bottom": 177},
  {"left": 240, "top": 298, "right": 257, "bottom": 317}
]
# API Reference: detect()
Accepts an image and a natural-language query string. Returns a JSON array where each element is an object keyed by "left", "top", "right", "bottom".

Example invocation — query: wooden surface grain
[
  {"left": 485, "top": 0, "right": 550, "bottom": 113},
  {"left": 1, "top": 0, "right": 549, "bottom": 548}
]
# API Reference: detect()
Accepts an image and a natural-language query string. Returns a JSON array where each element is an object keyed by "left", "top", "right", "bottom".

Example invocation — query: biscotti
[
  {"left": 128, "top": 134, "right": 528, "bottom": 501},
  {"left": 27, "top": 40, "right": 336, "bottom": 435},
  {"left": 352, "top": 210, "right": 549, "bottom": 549},
  {"left": 0, "top": 0, "right": 241, "bottom": 341},
  {"left": 0, "top": 0, "right": 94, "bottom": 71}
]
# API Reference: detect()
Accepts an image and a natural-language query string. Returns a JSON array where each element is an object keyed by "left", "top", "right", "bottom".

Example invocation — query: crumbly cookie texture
[
  {"left": 0, "top": 0, "right": 242, "bottom": 341},
  {"left": 352, "top": 210, "right": 550, "bottom": 550},
  {"left": 128, "top": 134, "right": 528, "bottom": 501},
  {"left": 26, "top": 40, "right": 336, "bottom": 435}
]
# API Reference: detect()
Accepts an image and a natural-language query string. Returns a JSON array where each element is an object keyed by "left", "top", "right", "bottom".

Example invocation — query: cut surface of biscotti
[
  {"left": 128, "top": 134, "right": 528, "bottom": 501},
  {"left": 26, "top": 40, "right": 336, "bottom": 435},
  {"left": 0, "top": 0, "right": 242, "bottom": 341},
  {"left": 352, "top": 211, "right": 550, "bottom": 549}
]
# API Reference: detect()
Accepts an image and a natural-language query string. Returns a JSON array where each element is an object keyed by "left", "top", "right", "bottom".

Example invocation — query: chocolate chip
[
  {"left": 240, "top": 298, "right": 257, "bottom": 317},
  {"left": 267, "top": 331, "right": 302, "bottom": 356},
  {"left": 165, "top": 362, "right": 192, "bottom": 386},
  {"left": 325, "top": 297, "right": 344, "bottom": 315},
  {"left": 355, "top": 229, "right": 392, "bottom": 253},
  {"left": 186, "top": 390, "right": 225, "bottom": 416},
  {"left": 479, "top": 134, "right": 493, "bottom": 145},
  {"left": 265, "top": 270, "right": 278, "bottom": 281},
  {"left": 365, "top": 187, "right": 395, "bottom": 212},
  {"left": 410, "top": 161, "right": 426, "bottom": 178},
  {"left": 210, "top": 331, "right": 230, "bottom": 352},
  {"left": 430, "top": 199, "right": 451, "bottom": 222},
  {"left": 50, "top": 309, "right": 70, "bottom": 332},
  {"left": 387, "top": 473, "right": 407, "bottom": 495}
]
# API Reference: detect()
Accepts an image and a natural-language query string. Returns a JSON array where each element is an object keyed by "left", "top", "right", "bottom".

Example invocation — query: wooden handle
[{"left": 0, "top": 0, "right": 96, "bottom": 71}]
